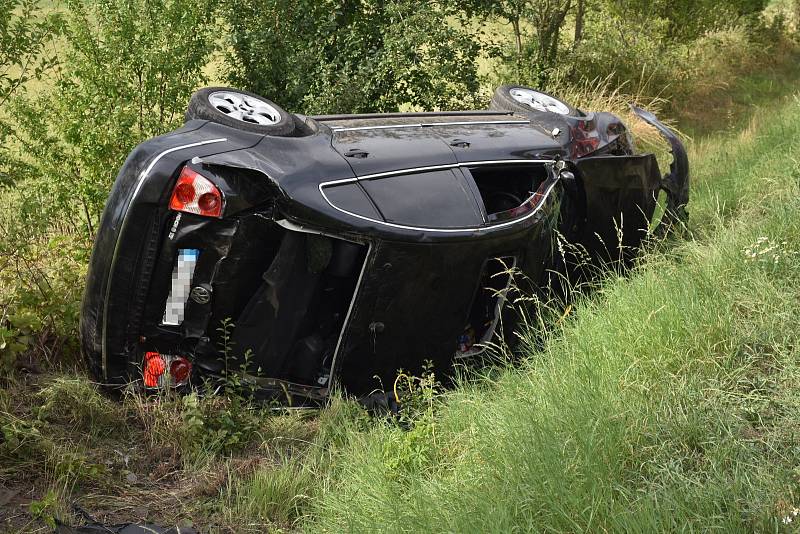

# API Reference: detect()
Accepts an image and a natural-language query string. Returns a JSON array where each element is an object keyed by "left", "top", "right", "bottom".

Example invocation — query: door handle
[{"left": 344, "top": 148, "right": 369, "bottom": 158}]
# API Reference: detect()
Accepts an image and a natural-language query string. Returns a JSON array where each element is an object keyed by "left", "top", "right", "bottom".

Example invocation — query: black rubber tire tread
[
  {"left": 185, "top": 86, "right": 296, "bottom": 136},
  {"left": 489, "top": 85, "right": 581, "bottom": 117}
]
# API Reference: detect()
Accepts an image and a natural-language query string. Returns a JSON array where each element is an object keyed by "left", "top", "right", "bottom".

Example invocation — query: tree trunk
[
  {"left": 538, "top": 0, "right": 571, "bottom": 67},
  {"left": 574, "top": 0, "right": 585, "bottom": 48},
  {"left": 511, "top": 16, "right": 522, "bottom": 59},
  {"left": 511, "top": 15, "right": 523, "bottom": 78}
]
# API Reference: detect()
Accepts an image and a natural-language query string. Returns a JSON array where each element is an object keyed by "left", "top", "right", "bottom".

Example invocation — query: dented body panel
[{"left": 80, "top": 107, "right": 688, "bottom": 400}]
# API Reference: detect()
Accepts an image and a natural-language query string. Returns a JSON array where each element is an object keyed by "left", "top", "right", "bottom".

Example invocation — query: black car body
[{"left": 80, "top": 86, "right": 688, "bottom": 402}]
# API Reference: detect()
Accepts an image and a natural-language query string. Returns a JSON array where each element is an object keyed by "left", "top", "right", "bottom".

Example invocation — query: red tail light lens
[
  {"left": 198, "top": 192, "right": 220, "bottom": 212},
  {"left": 174, "top": 182, "right": 196, "bottom": 204},
  {"left": 170, "top": 357, "right": 192, "bottom": 384},
  {"left": 169, "top": 167, "right": 223, "bottom": 218},
  {"left": 570, "top": 125, "right": 601, "bottom": 159},
  {"left": 143, "top": 352, "right": 192, "bottom": 388},
  {"left": 143, "top": 351, "right": 166, "bottom": 387}
]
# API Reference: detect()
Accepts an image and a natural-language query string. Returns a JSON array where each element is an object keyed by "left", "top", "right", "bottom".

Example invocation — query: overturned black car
[{"left": 80, "top": 85, "right": 688, "bottom": 402}]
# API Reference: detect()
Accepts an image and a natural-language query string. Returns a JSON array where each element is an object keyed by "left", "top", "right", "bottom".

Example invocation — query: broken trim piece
[{"left": 455, "top": 256, "right": 517, "bottom": 359}]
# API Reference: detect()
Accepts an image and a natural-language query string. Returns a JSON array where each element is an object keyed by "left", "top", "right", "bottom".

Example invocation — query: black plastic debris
[
  {"left": 55, "top": 522, "right": 198, "bottom": 534},
  {"left": 54, "top": 507, "right": 198, "bottom": 534}
]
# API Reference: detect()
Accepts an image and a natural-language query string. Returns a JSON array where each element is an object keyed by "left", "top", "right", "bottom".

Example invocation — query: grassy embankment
[{"left": 297, "top": 89, "right": 800, "bottom": 533}]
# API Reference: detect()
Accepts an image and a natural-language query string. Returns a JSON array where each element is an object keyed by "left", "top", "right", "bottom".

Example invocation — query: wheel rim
[
  {"left": 207, "top": 91, "right": 282, "bottom": 126},
  {"left": 508, "top": 88, "right": 571, "bottom": 115}
]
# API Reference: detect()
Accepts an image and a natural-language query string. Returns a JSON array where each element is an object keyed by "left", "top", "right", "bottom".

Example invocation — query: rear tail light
[
  {"left": 170, "top": 358, "right": 192, "bottom": 384},
  {"left": 570, "top": 120, "right": 601, "bottom": 158},
  {"left": 143, "top": 351, "right": 192, "bottom": 388},
  {"left": 143, "top": 352, "right": 166, "bottom": 387},
  {"left": 169, "top": 167, "right": 223, "bottom": 218}
]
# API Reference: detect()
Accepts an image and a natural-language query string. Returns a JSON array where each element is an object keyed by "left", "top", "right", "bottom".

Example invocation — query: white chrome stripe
[
  {"left": 323, "top": 159, "right": 557, "bottom": 184},
  {"left": 330, "top": 120, "right": 530, "bottom": 132},
  {"left": 319, "top": 180, "right": 559, "bottom": 233},
  {"left": 318, "top": 159, "right": 560, "bottom": 234},
  {"left": 101, "top": 137, "right": 227, "bottom": 377}
]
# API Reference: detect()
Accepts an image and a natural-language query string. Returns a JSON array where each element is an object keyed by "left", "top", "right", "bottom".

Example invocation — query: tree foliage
[
  {"left": 795, "top": 0, "right": 800, "bottom": 28},
  {"left": 605, "top": 0, "right": 769, "bottom": 42},
  {"left": 0, "top": 0, "right": 63, "bottom": 187},
  {"left": 223, "top": 0, "right": 483, "bottom": 114},
  {"left": 0, "top": 0, "right": 63, "bottom": 107},
  {"left": 466, "top": 0, "right": 771, "bottom": 87},
  {"left": 9, "top": 0, "right": 218, "bottom": 236}
]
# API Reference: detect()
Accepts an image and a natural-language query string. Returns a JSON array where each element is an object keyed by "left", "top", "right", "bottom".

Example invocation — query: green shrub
[
  {"left": 224, "top": 0, "right": 483, "bottom": 113},
  {"left": 0, "top": 0, "right": 63, "bottom": 187},
  {"left": 10, "top": 0, "right": 218, "bottom": 236},
  {"left": 0, "top": 234, "right": 86, "bottom": 374}
]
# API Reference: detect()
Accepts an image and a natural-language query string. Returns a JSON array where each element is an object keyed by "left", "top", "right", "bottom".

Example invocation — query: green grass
[{"left": 286, "top": 95, "right": 800, "bottom": 532}]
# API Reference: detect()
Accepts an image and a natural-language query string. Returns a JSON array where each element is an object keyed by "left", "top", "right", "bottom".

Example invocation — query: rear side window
[
  {"left": 321, "top": 182, "right": 382, "bottom": 220},
  {"left": 359, "top": 169, "right": 483, "bottom": 228}
]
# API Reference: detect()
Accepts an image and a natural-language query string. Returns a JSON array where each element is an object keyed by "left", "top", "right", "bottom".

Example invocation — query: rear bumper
[{"left": 79, "top": 121, "right": 262, "bottom": 383}]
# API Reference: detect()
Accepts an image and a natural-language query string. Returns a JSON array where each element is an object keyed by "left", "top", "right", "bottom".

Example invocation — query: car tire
[
  {"left": 490, "top": 85, "right": 582, "bottom": 117},
  {"left": 185, "top": 86, "right": 296, "bottom": 136}
]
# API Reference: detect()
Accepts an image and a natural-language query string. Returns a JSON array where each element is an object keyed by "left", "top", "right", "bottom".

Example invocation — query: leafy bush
[
  {"left": 1, "top": 0, "right": 218, "bottom": 375},
  {"left": 484, "top": 0, "right": 777, "bottom": 105},
  {"left": 603, "top": 0, "right": 768, "bottom": 42},
  {"left": 224, "top": 0, "right": 483, "bottom": 113},
  {"left": 381, "top": 365, "right": 444, "bottom": 477},
  {"left": 10, "top": 0, "right": 218, "bottom": 236},
  {"left": 0, "top": 234, "right": 86, "bottom": 374},
  {"left": 561, "top": 9, "right": 684, "bottom": 97},
  {"left": 0, "top": 0, "right": 63, "bottom": 187}
]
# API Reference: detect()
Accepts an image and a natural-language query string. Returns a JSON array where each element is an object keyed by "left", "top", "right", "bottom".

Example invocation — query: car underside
[{"left": 79, "top": 86, "right": 689, "bottom": 403}]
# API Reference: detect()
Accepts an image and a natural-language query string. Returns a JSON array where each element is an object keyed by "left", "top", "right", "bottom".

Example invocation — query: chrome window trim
[{"left": 318, "top": 159, "right": 560, "bottom": 234}]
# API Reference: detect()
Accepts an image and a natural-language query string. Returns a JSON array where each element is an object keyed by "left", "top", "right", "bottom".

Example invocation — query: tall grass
[{"left": 296, "top": 96, "right": 800, "bottom": 532}]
